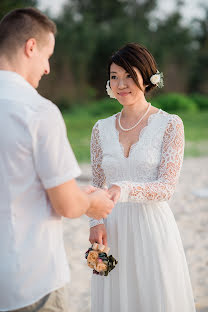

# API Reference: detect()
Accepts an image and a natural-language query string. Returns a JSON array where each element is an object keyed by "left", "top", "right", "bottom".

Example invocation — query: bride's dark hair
[{"left": 108, "top": 43, "right": 158, "bottom": 93}]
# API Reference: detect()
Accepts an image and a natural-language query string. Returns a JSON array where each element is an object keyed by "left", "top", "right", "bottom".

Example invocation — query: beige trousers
[{"left": 3, "top": 287, "right": 69, "bottom": 312}]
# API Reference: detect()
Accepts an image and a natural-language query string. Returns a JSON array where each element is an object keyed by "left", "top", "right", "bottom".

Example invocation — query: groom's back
[
  {"left": 0, "top": 70, "right": 47, "bottom": 213},
  {"left": 0, "top": 70, "right": 71, "bottom": 310}
]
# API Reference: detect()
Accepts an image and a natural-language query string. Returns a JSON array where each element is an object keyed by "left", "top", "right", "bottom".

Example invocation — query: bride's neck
[{"left": 121, "top": 100, "right": 150, "bottom": 119}]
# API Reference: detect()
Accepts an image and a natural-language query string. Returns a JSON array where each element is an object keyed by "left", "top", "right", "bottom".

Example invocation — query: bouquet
[{"left": 85, "top": 243, "right": 118, "bottom": 276}]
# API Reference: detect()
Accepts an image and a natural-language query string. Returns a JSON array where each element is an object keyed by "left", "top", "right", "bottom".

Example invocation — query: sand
[{"left": 63, "top": 156, "right": 208, "bottom": 312}]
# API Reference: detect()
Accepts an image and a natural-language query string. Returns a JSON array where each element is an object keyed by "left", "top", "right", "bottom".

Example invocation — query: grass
[
  {"left": 178, "top": 111, "right": 208, "bottom": 158},
  {"left": 63, "top": 109, "right": 208, "bottom": 163},
  {"left": 63, "top": 111, "right": 97, "bottom": 162}
]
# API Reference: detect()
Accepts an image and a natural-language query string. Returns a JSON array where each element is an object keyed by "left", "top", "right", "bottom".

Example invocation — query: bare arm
[
  {"left": 47, "top": 178, "right": 114, "bottom": 219},
  {"left": 47, "top": 179, "right": 89, "bottom": 218}
]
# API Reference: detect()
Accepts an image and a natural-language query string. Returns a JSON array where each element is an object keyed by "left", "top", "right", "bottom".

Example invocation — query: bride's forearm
[{"left": 112, "top": 179, "right": 175, "bottom": 203}]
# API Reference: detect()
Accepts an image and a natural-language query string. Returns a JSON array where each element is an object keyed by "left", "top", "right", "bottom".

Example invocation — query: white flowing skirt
[{"left": 91, "top": 201, "right": 196, "bottom": 312}]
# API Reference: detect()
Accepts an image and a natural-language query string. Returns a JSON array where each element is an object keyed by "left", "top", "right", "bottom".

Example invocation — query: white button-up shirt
[{"left": 0, "top": 71, "right": 81, "bottom": 310}]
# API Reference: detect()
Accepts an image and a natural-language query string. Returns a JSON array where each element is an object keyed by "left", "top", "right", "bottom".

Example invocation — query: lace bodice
[{"left": 90, "top": 109, "right": 184, "bottom": 227}]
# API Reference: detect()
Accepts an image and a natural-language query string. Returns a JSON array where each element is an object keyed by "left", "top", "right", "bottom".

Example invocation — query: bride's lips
[{"left": 118, "top": 92, "right": 131, "bottom": 96}]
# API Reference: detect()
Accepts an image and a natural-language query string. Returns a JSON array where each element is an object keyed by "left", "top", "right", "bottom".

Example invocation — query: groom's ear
[
  {"left": 24, "top": 38, "right": 37, "bottom": 58},
  {"left": 0, "top": 8, "right": 56, "bottom": 60}
]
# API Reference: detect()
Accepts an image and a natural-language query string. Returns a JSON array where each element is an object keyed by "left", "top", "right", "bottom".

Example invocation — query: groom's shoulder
[
  {"left": 32, "top": 92, "right": 62, "bottom": 118},
  {"left": 22, "top": 93, "right": 65, "bottom": 134}
]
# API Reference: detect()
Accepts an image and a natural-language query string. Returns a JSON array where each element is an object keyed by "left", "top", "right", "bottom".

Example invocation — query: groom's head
[{"left": 0, "top": 8, "right": 57, "bottom": 88}]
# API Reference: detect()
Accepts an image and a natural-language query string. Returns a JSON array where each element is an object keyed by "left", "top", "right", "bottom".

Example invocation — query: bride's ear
[{"left": 143, "top": 84, "right": 149, "bottom": 92}]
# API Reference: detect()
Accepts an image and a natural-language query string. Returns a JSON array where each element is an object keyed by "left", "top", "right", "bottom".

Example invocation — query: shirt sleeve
[
  {"left": 112, "top": 115, "right": 184, "bottom": 203},
  {"left": 89, "top": 121, "right": 106, "bottom": 228},
  {"left": 32, "top": 102, "right": 81, "bottom": 189}
]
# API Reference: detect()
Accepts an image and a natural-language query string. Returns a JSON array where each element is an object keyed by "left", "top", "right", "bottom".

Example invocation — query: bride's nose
[{"left": 118, "top": 78, "right": 127, "bottom": 89}]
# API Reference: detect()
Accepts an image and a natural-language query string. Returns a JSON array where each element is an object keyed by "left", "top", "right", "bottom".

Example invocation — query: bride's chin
[{"left": 117, "top": 100, "right": 133, "bottom": 106}]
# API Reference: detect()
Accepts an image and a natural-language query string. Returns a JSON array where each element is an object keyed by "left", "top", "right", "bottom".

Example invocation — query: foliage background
[{"left": 1, "top": 0, "right": 208, "bottom": 161}]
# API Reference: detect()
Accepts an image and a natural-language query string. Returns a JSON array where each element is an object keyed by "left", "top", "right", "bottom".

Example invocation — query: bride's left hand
[{"left": 107, "top": 185, "right": 121, "bottom": 204}]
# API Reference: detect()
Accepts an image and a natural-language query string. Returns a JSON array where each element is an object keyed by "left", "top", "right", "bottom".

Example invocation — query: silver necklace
[{"left": 118, "top": 103, "right": 151, "bottom": 132}]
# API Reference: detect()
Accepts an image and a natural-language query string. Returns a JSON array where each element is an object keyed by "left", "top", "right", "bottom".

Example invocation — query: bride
[{"left": 89, "top": 43, "right": 196, "bottom": 312}]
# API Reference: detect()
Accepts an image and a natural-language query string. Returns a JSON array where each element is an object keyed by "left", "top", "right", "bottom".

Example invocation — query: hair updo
[{"left": 108, "top": 43, "right": 158, "bottom": 93}]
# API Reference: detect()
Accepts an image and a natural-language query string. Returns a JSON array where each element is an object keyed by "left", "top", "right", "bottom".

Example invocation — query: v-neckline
[{"left": 114, "top": 109, "right": 162, "bottom": 159}]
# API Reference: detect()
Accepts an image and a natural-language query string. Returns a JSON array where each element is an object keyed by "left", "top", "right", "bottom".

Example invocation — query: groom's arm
[
  {"left": 46, "top": 179, "right": 114, "bottom": 219},
  {"left": 32, "top": 103, "right": 114, "bottom": 219}
]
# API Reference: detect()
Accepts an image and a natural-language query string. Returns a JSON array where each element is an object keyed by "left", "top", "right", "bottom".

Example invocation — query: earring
[{"left": 106, "top": 80, "right": 116, "bottom": 99}]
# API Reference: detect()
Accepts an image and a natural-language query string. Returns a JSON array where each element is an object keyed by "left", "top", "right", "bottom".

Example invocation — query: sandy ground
[{"left": 63, "top": 156, "right": 208, "bottom": 312}]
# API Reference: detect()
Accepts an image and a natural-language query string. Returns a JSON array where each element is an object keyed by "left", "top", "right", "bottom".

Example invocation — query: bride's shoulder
[
  {"left": 92, "top": 113, "right": 118, "bottom": 129},
  {"left": 159, "top": 109, "right": 183, "bottom": 125}
]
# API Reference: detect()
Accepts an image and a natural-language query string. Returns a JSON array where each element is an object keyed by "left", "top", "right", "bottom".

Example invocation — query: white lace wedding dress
[{"left": 89, "top": 109, "right": 196, "bottom": 312}]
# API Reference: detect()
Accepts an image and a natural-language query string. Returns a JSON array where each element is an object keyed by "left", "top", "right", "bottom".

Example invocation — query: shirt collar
[{"left": 0, "top": 70, "right": 37, "bottom": 94}]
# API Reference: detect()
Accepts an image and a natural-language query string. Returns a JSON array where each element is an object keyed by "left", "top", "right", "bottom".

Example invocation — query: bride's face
[{"left": 109, "top": 63, "right": 147, "bottom": 106}]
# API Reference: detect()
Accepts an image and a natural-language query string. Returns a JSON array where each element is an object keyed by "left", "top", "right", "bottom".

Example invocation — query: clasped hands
[
  {"left": 81, "top": 185, "right": 120, "bottom": 246},
  {"left": 82, "top": 184, "right": 121, "bottom": 204}
]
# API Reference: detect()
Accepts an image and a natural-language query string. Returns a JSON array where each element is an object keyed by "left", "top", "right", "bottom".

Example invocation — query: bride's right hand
[
  {"left": 108, "top": 185, "right": 121, "bottom": 203},
  {"left": 89, "top": 224, "right": 107, "bottom": 246}
]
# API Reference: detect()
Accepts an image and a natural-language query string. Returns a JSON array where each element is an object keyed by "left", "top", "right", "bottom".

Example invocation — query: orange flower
[
  {"left": 95, "top": 262, "right": 107, "bottom": 272},
  {"left": 87, "top": 250, "right": 98, "bottom": 265},
  {"left": 87, "top": 262, "right": 95, "bottom": 269}
]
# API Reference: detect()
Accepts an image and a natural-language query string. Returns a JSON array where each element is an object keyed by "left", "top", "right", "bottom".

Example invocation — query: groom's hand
[
  {"left": 89, "top": 224, "right": 107, "bottom": 246},
  {"left": 80, "top": 185, "right": 97, "bottom": 194},
  {"left": 86, "top": 189, "right": 114, "bottom": 220}
]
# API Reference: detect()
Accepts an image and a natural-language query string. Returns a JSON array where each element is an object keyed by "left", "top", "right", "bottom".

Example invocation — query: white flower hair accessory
[
  {"left": 150, "top": 70, "right": 164, "bottom": 88},
  {"left": 106, "top": 80, "right": 116, "bottom": 99}
]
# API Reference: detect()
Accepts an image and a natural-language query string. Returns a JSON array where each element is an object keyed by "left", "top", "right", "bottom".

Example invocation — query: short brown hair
[
  {"left": 108, "top": 43, "right": 158, "bottom": 93},
  {"left": 0, "top": 7, "right": 57, "bottom": 56}
]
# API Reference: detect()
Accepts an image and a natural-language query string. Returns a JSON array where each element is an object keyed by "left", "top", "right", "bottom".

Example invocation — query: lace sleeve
[
  {"left": 89, "top": 122, "right": 106, "bottom": 227},
  {"left": 113, "top": 115, "right": 184, "bottom": 203}
]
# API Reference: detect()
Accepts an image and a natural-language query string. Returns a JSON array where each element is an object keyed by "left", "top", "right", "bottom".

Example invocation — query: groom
[{"left": 0, "top": 7, "right": 114, "bottom": 312}]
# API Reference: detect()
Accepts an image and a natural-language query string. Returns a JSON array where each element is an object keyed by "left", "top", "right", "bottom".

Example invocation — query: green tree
[
  {"left": 189, "top": 6, "right": 208, "bottom": 94},
  {"left": 50, "top": 0, "right": 158, "bottom": 104},
  {"left": 149, "top": 8, "right": 194, "bottom": 93},
  {"left": 0, "top": 0, "right": 37, "bottom": 20},
  {"left": 37, "top": 0, "right": 208, "bottom": 107}
]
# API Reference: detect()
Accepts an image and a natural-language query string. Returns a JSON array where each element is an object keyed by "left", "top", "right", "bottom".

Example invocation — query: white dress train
[{"left": 90, "top": 109, "right": 196, "bottom": 312}]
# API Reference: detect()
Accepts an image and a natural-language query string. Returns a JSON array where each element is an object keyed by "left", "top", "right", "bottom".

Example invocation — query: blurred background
[{"left": 1, "top": 0, "right": 207, "bottom": 162}]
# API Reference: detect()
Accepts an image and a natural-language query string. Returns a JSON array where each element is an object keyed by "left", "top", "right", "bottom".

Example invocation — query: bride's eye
[
  {"left": 110, "top": 75, "right": 117, "bottom": 80},
  {"left": 127, "top": 74, "right": 132, "bottom": 78}
]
